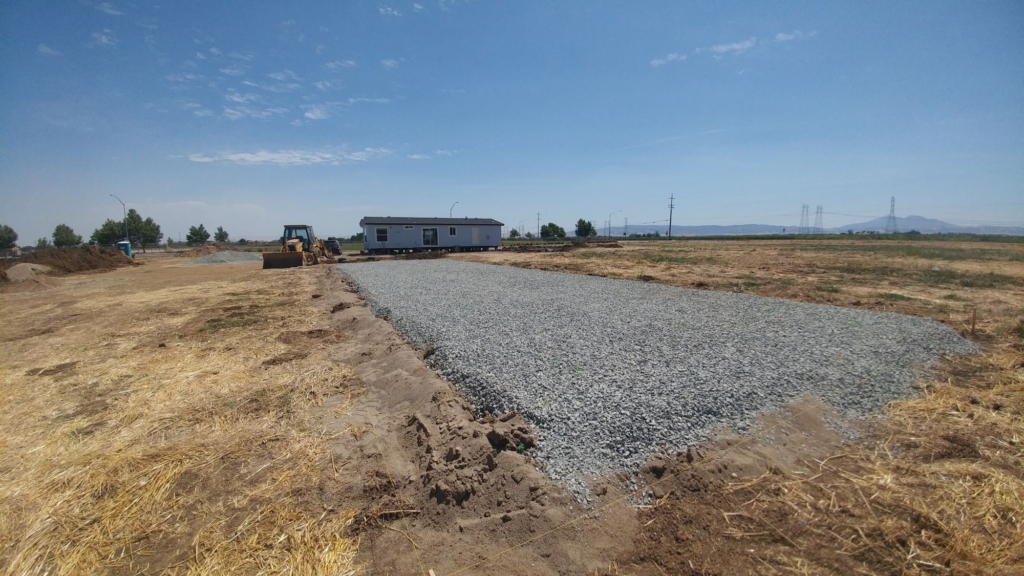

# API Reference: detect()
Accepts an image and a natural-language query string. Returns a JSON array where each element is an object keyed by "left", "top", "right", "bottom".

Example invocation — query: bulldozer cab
[{"left": 282, "top": 225, "right": 315, "bottom": 250}]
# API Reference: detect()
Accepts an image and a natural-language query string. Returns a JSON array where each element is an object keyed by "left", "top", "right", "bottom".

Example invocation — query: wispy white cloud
[
  {"left": 650, "top": 52, "right": 685, "bottom": 67},
  {"left": 314, "top": 80, "right": 338, "bottom": 91},
  {"left": 302, "top": 104, "right": 332, "bottom": 120},
  {"left": 95, "top": 2, "right": 124, "bottom": 16},
  {"left": 186, "top": 147, "right": 393, "bottom": 166},
  {"left": 706, "top": 37, "right": 756, "bottom": 55},
  {"left": 379, "top": 5, "right": 401, "bottom": 16},
  {"left": 224, "top": 92, "right": 259, "bottom": 104},
  {"left": 90, "top": 29, "right": 118, "bottom": 47},
  {"left": 181, "top": 102, "right": 213, "bottom": 117},
  {"left": 209, "top": 46, "right": 222, "bottom": 56},
  {"left": 37, "top": 44, "right": 61, "bottom": 56},
  {"left": 166, "top": 72, "right": 204, "bottom": 83},
  {"left": 268, "top": 70, "right": 301, "bottom": 81},
  {"left": 136, "top": 17, "right": 157, "bottom": 30},
  {"left": 432, "top": 149, "right": 455, "bottom": 156},
  {"left": 407, "top": 153, "right": 430, "bottom": 159},
  {"left": 223, "top": 106, "right": 288, "bottom": 120},
  {"left": 615, "top": 129, "right": 725, "bottom": 151},
  {"left": 347, "top": 97, "right": 390, "bottom": 104},
  {"left": 195, "top": 52, "right": 206, "bottom": 60},
  {"left": 315, "top": 44, "right": 327, "bottom": 55},
  {"left": 413, "top": 3, "right": 424, "bottom": 11},
  {"left": 775, "top": 30, "right": 817, "bottom": 42},
  {"left": 325, "top": 60, "right": 356, "bottom": 69},
  {"left": 381, "top": 59, "right": 399, "bottom": 68},
  {"left": 219, "top": 66, "right": 246, "bottom": 76}
]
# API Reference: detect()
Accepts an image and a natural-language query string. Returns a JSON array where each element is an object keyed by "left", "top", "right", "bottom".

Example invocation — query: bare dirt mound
[
  {"left": 5, "top": 263, "right": 52, "bottom": 281},
  {"left": 504, "top": 242, "right": 577, "bottom": 253},
  {"left": 400, "top": 251, "right": 447, "bottom": 260},
  {"left": 0, "top": 247, "right": 135, "bottom": 276},
  {"left": 176, "top": 243, "right": 228, "bottom": 258},
  {"left": 2, "top": 263, "right": 60, "bottom": 292}
]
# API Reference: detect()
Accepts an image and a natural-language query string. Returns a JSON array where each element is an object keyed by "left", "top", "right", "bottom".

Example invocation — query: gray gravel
[
  {"left": 189, "top": 251, "right": 264, "bottom": 265},
  {"left": 337, "top": 260, "right": 975, "bottom": 485}
]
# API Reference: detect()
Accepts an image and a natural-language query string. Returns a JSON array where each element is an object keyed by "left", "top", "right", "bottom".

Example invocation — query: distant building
[{"left": 359, "top": 216, "right": 503, "bottom": 254}]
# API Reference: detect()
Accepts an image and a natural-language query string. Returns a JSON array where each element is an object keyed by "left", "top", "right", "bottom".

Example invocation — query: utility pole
[
  {"left": 667, "top": 194, "right": 675, "bottom": 238},
  {"left": 536, "top": 212, "right": 540, "bottom": 237},
  {"left": 624, "top": 217, "right": 628, "bottom": 237}
]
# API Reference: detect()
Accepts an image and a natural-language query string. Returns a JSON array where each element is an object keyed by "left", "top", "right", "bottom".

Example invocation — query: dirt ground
[
  {"left": 456, "top": 238, "right": 1024, "bottom": 575},
  {"left": 1, "top": 238, "right": 1021, "bottom": 575}
]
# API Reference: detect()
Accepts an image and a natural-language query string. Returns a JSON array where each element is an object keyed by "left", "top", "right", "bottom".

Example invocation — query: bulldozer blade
[{"left": 262, "top": 251, "right": 305, "bottom": 269}]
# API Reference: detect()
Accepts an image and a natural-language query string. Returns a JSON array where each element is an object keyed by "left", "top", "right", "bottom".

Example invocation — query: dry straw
[{"left": 0, "top": 266, "right": 360, "bottom": 574}]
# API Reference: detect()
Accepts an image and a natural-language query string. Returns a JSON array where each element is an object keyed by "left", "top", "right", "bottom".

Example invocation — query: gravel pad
[
  {"left": 337, "top": 260, "right": 976, "bottom": 483},
  {"left": 189, "top": 251, "right": 264, "bottom": 265}
]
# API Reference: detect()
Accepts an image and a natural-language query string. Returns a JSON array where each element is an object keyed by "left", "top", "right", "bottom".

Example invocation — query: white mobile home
[{"left": 360, "top": 217, "right": 504, "bottom": 254}]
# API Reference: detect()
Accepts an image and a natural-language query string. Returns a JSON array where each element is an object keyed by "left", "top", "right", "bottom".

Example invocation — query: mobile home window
[
  {"left": 376, "top": 228, "right": 388, "bottom": 242},
  {"left": 449, "top": 227, "right": 457, "bottom": 236}
]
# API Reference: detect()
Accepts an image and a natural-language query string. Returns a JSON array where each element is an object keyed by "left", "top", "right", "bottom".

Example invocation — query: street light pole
[
  {"left": 519, "top": 219, "right": 527, "bottom": 238},
  {"left": 110, "top": 194, "right": 128, "bottom": 243},
  {"left": 449, "top": 201, "right": 459, "bottom": 218},
  {"left": 608, "top": 210, "right": 621, "bottom": 237}
]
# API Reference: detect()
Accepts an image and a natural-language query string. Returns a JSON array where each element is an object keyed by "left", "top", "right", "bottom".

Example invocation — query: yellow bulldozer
[{"left": 262, "top": 224, "right": 336, "bottom": 269}]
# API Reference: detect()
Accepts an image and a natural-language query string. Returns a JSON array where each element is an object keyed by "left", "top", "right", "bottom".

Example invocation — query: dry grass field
[
  {"left": 0, "top": 261, "right": 361, "bottom": 575},
  {"left": 1, "top": 237, "right": 1021, "bottom": 575},
  {"left": 458, "top": 238, "right": 1024, "bottom": 575}
]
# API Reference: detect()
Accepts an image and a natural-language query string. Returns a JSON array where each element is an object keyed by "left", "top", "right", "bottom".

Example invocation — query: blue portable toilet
[{"left": 116, "top": 241, "right": 133, "bottom": 258}]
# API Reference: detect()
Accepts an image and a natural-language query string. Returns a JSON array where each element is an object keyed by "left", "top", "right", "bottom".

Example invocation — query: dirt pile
[
  {"left": 400, "top": 251, "right": 447, "bottom": 260},
  {"left": 0, "top": 247, "right": 134, "bottom": 277},
  {"left": 1, "top": 263, "right": 60, "bottom": 292},
  {"left": 504, "top": 242, "right": 577, "bottom": 253},
  {"left": 175, "top": 243, "right": 228, "bottom": 258}
]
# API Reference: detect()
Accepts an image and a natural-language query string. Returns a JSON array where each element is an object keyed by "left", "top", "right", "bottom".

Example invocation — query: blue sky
[{"left": 1, "top": 1, "right": 1022, "bottom": 241}]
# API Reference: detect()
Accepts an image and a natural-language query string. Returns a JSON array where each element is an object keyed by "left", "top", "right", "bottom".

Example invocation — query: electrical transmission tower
[
  {"left": 813, "top": 205, "right": 823, "bottom": 234},
  {"left": 884, "top": 196, "right": 898, "bottom": 234},
  {"left": 668, "top": 194, "right": 675, "bottom": 238},
  {"left": 624, "top": 217, "right": 628, "bottom": 237},
  {"left": 799, "top": 204, "right": 810, "bottom": 234}
]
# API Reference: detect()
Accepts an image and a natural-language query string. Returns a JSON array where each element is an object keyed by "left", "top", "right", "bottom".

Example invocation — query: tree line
[
  {"left": 507, "top": 219, "right": 598, "bottom": 240},
  {"left": 0, "top": 212, "right": 236, "bottom": 253}
]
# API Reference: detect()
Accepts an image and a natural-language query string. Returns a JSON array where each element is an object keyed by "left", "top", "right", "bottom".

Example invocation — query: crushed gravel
[
  {"left": 337, "top": 260, "right": 976, "bottom": 488},
  {"left": 189, "top": 251, "right": 264, "bottom": 265}
]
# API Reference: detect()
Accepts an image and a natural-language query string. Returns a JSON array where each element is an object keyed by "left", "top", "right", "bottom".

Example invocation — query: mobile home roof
[{"left": 359, "top": 217, "right": 504, "bottom": 226}]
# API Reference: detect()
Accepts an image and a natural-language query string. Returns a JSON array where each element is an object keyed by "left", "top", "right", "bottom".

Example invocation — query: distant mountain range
[{"left": 604, "top": 215, "right": 1024, "bottom": 237}]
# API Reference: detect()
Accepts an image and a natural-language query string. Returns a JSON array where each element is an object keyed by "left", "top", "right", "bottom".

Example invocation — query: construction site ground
[{"left": 1, "top": 238, "right": 1021, "bottom": 575}]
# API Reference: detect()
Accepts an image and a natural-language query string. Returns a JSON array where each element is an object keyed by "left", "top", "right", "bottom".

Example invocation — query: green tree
[
  {"left": 214, "top": 226, "right": 229, "bottom": 242},
  {"left": 540, "top": 222, "right": 566, "bottom": 239},
  {"left": 524, "top": 231, "right": 534, "bottom": 239},
  {"left": 36, "top": 237, "right": 52, "bottom": 248},
  {"left": 186, "top": 224, "right": 211, "bottom": 244},
  {"left": 508, "top": 228, "right": 520, "bottom": 239},
  {"left": 52, "top": 223, "right": 83, "bottom": 247},
  {"left": 90, "top": 219, "right": 125, "bottom": 246},
  {"left": 348, "top": 232, "right": 365, "bottom": 242},
  {"left": 0, "top": 224, "right": 17, "bottom": 251},
  {"left": 123, "top": 209, "right": 163, "bottom": 253},
  {"left": 574, "top": 219, "right": 597, "bottom": 238}
]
